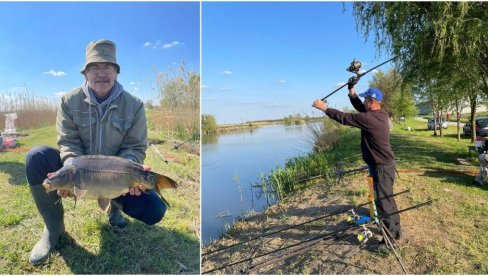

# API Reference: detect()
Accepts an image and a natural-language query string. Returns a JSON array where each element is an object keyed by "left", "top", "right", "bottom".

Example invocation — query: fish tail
[{"left": 156, "top": 175, "right": 178, "bottom": 190}]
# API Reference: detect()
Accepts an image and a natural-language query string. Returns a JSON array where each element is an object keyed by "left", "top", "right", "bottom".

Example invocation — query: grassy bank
[
  {"left": 202, "top": 118, "right": 488, "bottom": 274},
  {"left": 0, "top": 111, "right": 200, "bottom": 274}
]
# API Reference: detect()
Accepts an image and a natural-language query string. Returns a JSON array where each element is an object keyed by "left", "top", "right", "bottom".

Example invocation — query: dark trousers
[
  {"left": 368, "top": 164, "right": 401, "bottom": 238},
  {"left": 25, "top": 145, "right": 166, "bottom": 225}
]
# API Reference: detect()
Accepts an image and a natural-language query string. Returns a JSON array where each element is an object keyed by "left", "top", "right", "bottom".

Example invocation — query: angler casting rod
[
  {"left": 321, "top": 55, "right": 401, "bottom": 102},
  {"left": 202, "top": 189, "right": 410, "bottom": 257},
  {"left": 202, "top": 199, "right": 432, "bottom": 274}
]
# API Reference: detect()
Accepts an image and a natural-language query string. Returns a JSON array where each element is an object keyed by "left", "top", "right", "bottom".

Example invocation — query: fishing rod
[
  {"left": 243, "top": 230, "right": 351, "bottom": 274},
  {"left": 320, "top": 55, "right": 401, "bottom": 102},
  {"left": 202, "top": 199, "right": 432, "bottom": 274},
  {"left": 171, "top": 137, "right": 193, "bottom": 150},
  {"left": 202, "top": 189, "right": 410, "bottom": 257}
]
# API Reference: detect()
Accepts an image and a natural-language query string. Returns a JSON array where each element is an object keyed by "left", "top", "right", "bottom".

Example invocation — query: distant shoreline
[{"left": 217, "top": 117, "right": 323, "bottom": 133}]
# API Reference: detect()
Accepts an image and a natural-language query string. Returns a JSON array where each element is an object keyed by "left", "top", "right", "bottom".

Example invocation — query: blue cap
[{"left": 358, "top": 87, "right": 383, "bottom": 101}]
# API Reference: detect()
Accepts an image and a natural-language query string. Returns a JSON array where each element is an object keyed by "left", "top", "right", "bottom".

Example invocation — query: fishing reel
[
  {"left": 346, "top": 209, "right": 372, "bottom": 226},
  {"left": 346, "top": 58, "right": 362, "bottom": 74},
  {"left": 357, "top": 225, "right": 373, "bottom": 243},
  {"left": 346, "top": 209, "right": 360, "bottom": 223}
]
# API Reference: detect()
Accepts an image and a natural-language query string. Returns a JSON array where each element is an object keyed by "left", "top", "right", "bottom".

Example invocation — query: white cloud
[
  {"left": 129, "top": 81, "right": 141, "bottom": 86},
  {"left": 44, "top": 69, "right": 66, "bottom": 77},
  {"left": 337, "top": 82, "right": 346, "bottom": 86},
  {"left": 202, "top": 85, "right": 209, "bottom": 89},
  {"left": 277, "top": 80, "right": 287, "bottom": 84},
  {"left": 220, "top": 70, "right": 233, "bottom": 75},
  {"left": 163, "top": 41, "right": 183, "bottom": 49},
  {"left": 221, "top": 87, "right": 229, "bottom": 91},
  {"left": 144, "top": 40, "right": 184, "bottom": 49}
]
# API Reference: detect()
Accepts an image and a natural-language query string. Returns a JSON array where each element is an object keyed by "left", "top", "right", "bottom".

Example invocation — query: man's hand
[
  {"left": 312, "top": 99, "right": 328, "bottom": 112},
  {"left": 347, "top": 76, "right": 358, "bottom": 89},
  {"left": 127, "top": 164, "right": 152, "bottom": 196}
]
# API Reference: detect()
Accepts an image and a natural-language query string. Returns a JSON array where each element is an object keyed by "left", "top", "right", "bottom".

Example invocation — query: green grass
[
  {"left": 261, "top": 117, "right": 488, "bottom": 274},
  {"left": 0, "top": 121, "right": 200, "bottom": 274}
]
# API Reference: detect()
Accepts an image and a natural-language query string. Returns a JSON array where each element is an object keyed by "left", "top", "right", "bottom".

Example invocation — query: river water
[{"left": 201, "top": 123, "right": 316, "bottom": 244}]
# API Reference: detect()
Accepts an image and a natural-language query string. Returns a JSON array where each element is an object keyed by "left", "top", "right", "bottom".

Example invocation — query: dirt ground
[{"left": 201, "top": 172, "right": 447, "bottom": 275}]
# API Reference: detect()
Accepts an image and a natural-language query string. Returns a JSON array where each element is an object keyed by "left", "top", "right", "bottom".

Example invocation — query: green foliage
[
  {"left": 260, "top": 122, "right": 359, "bottom": 199},
  {"left": 370, "top": 69, "right": 417, "bottom": 121},
  {"left": 202, "top": 114, "right": 217, "bottom": 134},
  {"left": 353, "top": 2, "right": 488, "bottom": 138}
]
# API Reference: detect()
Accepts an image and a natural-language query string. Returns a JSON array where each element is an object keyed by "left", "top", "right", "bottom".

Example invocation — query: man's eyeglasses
[{"left": 87, "top": 63, "right": 115, "bottom": 74}]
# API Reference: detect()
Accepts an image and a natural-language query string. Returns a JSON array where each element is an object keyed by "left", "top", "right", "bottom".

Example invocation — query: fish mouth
[{"left": 42, "top": 182, "right": 51, "bottom": 191}]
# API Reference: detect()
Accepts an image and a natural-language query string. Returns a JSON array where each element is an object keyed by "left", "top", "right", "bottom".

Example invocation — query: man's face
[
  {"left": 363, "top": 97, "right": 373, "bottom": 111},
  {"left": 84, "top": 62, "right": 117, "bottom": 97}
]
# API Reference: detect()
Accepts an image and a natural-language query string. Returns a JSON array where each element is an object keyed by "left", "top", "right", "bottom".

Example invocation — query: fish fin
[
  {"left": 159, "top": 193, "right": 171, "bottom": 208},
  {"left": 97, "top": 198, "right": 112, "bottom": 214},
  {"left": 73, "top": 186, "right": 88, "bottom": 198},
  {"left": 156, "top": 175, "right": 178, "bottom": 190}
]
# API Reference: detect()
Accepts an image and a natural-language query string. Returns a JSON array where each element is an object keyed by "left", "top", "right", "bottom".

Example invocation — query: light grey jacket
[{"left": 57, "top": 84, "right": 147, "bottom": 165}]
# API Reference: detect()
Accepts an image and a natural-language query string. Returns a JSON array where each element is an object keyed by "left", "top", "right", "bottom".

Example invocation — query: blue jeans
[{"left": 25, "top": 145, "right": 166, "bottom": 225}]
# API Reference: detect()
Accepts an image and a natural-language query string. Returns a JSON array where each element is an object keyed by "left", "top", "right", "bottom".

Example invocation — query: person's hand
[
  {"left": 347, "top": 76, "right": 358, "bottom": 89},
  {"left": 312, "top": 99, "right": 328, "bottom": 112},
  {"left": 127, "top": 164, "right": 152, "bottom": 196}
]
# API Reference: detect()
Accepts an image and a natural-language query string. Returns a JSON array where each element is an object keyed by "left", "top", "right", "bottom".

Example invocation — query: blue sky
[
  {"left": 0, "top": 2, "right": 199, "bottom": 104},
  {"left": 202, "top": 2, "right": 394, "bottom": 124}
]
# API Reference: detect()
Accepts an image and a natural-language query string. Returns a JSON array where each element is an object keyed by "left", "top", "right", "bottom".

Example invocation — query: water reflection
[
  {"left": 202, "top": 124, "right": 313, "bottom": 244},
  {"left": 202, "top": 133, "right": 218, "bottom": 144}
]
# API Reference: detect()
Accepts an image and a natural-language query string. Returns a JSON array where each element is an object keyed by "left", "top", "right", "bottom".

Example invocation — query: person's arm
[
  {"left": 348, "top": 86, "right": 366, "bottom": 113},
  {"left": 57, "top": 97, "right": 83, "bottom": 165},
  {"left": 117, "top": 102, "right": 148, "bottom": 164},
  {"left": 325, "top": 108, "right": 370, "bottom": 129}
]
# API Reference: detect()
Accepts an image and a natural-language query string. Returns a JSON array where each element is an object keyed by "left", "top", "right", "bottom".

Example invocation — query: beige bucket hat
[{"left": 81, "top": 39, "right": 120, "bottom": 74}]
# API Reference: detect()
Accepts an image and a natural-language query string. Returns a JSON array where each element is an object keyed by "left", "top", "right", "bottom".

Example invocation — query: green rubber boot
[
  {"left": 108, "top": 200, "right": 128, "bottom": 228},
  {"left": 29, "top": 185, "right": 65, "bottom": 265}
]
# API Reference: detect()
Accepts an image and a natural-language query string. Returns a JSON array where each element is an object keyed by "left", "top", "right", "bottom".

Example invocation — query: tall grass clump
[
  {"left": 0, "top": 87, "right": 57, "bottom": 130},
  {"left": 151, "top": 62, "right": 200, "bottom": 142},
  {"left": 259, "top": 120, "right": 361, "bottom": 200}
]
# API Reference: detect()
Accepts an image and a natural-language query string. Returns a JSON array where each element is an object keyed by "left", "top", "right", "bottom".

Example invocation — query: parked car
[
  {"left": 463, "top": 117, "right": 488, "bottom": 136},
  {"left": 427, "top": 118, "right": 448, "bottom": 130}
]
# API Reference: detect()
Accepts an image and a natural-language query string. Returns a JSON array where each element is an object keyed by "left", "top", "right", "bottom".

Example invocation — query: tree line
[{"left": 353, "top": 2, "right": 488, "bottom": 141}]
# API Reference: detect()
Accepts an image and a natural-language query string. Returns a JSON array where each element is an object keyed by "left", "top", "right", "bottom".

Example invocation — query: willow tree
[{"left": 353, "top": 2, "right": 488, "bottom": 141}]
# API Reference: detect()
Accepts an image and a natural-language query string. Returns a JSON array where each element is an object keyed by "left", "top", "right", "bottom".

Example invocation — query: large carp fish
[{"left": 42, "top": 155, "right": 178, "bottom": 213}]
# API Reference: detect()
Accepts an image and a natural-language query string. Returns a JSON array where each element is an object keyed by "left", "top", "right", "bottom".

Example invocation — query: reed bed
[
  {"left": 0, "top": 88, "right": 57, "bottom": 130},
  {"left": 151, "top": 62, "right": 200, "bottom": 141},
  {"left": 259, "top": 121, "right": 361, "bottom": 200}
]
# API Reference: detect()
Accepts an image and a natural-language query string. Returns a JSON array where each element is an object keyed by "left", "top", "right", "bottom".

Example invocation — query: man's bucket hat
[{"left": 81, "top": 39, "right": 120, "bottom": 74}]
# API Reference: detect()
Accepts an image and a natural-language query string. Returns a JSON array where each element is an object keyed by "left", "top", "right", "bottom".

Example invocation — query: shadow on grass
[
  {"left": 202, "top": 204, "right": 388, "bottom": 275},
  {"left": 415, "top": 165, "right": 488, "bottom": 191},
  {"left": 0, "top": 161, "right": 25, "bottom": 185},
  {"left": 57, "top": 221, "right": 199, "bottom": 274}
]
